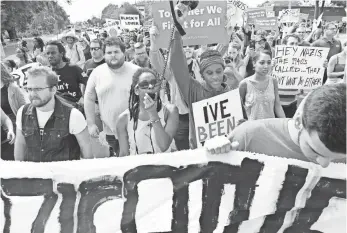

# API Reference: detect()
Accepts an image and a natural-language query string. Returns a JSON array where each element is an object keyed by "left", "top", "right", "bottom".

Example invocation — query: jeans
[
  {"left": 106, "top": 135, "right": 119, "bottom": 157},
  {"left": 174, "top": 114, "right": 190, "bottom": 151}
]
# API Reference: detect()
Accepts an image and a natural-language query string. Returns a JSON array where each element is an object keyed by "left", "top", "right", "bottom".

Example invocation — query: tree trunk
[
  {"left": 314, "top": 0, "right": 320, "bottom": 19},
  {"left": 7, "top": 28, "right": 18, "bottom": 40},
  {"left": 319, "top": 1, "right": 325, "bottom": 15}
]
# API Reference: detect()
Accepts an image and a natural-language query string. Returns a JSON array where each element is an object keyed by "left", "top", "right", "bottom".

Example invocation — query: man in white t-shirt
[
  {"left": 14, "top": 66, "right": 92, "bottom": 162},
  {"left": 84, "top": 36, "right": 139, "bottom": 157}
]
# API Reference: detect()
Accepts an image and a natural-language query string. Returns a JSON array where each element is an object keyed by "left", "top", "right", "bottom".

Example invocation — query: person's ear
[
  {"left": 51, "top": 86, "right": 57, "bottom": 94},
  {"left": 134, "top": 85, "right": 140, "bottom": 95},
  {"left": 293, "top": 111, "right": 303, "bottom": 131}
]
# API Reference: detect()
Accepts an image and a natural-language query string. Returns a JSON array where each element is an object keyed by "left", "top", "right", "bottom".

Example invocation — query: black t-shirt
[
  {"left": 52, "top": 63, "right": 85, "bottom": 102},
  {"left": 83, "top": 58, "right": 105, "bottom": 78}
]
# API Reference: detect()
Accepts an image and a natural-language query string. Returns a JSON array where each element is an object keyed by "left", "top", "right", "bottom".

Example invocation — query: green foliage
[{"left": 1, "top": 1, "right": 70, "bottom": 39}]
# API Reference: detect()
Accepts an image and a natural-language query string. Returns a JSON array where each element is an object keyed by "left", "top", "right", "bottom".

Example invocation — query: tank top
[
  {"left": 127, "top": 106, "right": 174, "bottom": 155},
  {"left": 244, "top": 77, "right": 276, "bottom": 120}
]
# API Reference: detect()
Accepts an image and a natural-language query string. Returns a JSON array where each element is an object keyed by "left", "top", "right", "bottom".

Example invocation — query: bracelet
[{"left": 150, "top": 118, "right": 161, "bottom": 125}]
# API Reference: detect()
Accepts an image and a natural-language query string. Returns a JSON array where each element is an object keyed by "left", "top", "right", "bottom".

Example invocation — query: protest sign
[
  {"left": 11, "top": 62, "right": 41, "bottom": 87},
  {"left": 266, "top": 11, "right": 275, "bottom": 17},
  {"left": 192, "top": 90, "right": 243, "bottom": 148},
  {"left": 279, "top": 9, "right": 300, "bottom": 23},
  {"left": 120, "top": 14, "right": 141, "bottom": 30},
  {"left": 1, "top": 150, "right": 346, "bottom": 233},
  {"left": 246, "top": 9, "right": 266, "bottom": 24},
  {"left": 254, "top": 17, "right": 278, "bottom": 31},
  {"left": 271, "top": 46, "right": 329, "bottom": 89},
  {"left": 299, "top": 13, "right": 309, "bottom": 21},
  {"left": 227, "top": 0, "right": 248, "bottom": 27},
  {"left": 151, "top": 1, "right": 228, "bottom": 48},
  {"left": 136, "top": 5, "right": 145, "bottom": 17}
]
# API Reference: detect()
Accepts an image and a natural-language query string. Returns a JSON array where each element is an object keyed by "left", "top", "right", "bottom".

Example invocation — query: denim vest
[{"left": 21, "top": 97, "right": 80, "bottom": 162}]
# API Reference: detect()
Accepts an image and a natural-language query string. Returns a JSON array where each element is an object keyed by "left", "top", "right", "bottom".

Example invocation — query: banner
[
  {"left": 0, "top": 150, "right": 346, "bottom": 232},
  {"left": 279, "top": 9, "right": 300, "bottom": 23},
  {"left": 254, "top": 17, "right": 278, "bottom": 31},
  {"left": 227, "top": 0, "right": 248, "bottom": 27},
  {"left": 11, "top": 62, "right": 41, "bottom": 87},
  {"left": 151, "top": 1, "right": 228, "bottom": 48},
  {"left": 271, "top": 46, "right": 329, "bottom": 89},
  {"left": 120, "top": 14, "right": 141, "bottom": 30},
  {"left": 192, "top": 90, "right": 243, "bottom": 148}
]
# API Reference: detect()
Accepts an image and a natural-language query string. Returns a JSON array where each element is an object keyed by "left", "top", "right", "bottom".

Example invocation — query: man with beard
[
  {"left": 46, "top": 41, "right": 86, "bottom": 106},
  {"left": 132, "top": 42, "right": 152, "bottom": 68},
  {"left": 14, "top": 66, "right": 92, "bottom": 162},
  {"left": 84, "top": 37, "right": 140, "bottom": 157}
]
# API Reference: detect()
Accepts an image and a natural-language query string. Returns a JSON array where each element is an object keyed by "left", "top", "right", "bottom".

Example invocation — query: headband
[{"left": 199, "top": 55, "right": 225, "bottom": 73}]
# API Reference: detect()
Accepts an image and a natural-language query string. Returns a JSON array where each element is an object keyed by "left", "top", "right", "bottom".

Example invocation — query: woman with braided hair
[{"left": 116, "top": 68, "right": 179, "bottom": 156}]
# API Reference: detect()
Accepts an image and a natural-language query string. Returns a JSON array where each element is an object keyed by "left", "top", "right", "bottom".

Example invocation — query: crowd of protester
[{"left": 1, "top": 14, "right": 346, "bottom": 168}]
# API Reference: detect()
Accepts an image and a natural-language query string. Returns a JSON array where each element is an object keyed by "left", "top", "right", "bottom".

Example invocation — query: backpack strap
[{"left": 75, "top": 44, "right": 80, "bottom": 61}]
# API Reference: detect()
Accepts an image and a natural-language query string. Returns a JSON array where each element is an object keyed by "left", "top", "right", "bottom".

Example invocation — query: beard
[
  {"left": 106, "top": 56, "right": 125, "bottom": 69},
  {"left": 30, "top": 95, "right": 52, "bottom": 108},
  {"left": 136, "top": 57, "right": 149, "bottom": 68}
]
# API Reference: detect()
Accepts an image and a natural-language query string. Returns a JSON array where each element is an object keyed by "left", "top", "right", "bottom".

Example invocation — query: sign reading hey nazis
[
  {"left": 151, "top": 1, "right": 228, "bottom": 48},
  {"left": 271, "top": 45, "right": 329, "bottom": 89},
  {"left": 192, "top": 90, "right": 243, "bottom": 148},
  {"left": 1, "top": 151, "right": 346, "bottom": 232}
]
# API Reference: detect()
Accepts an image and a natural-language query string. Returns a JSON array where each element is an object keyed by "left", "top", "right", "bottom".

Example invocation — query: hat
[
  {"left": 254, "top": 34, "right": 266, "bottom": 43},
  {"left": 61, "top": 31, "right": 79, "bottom": 43},
  {"left": 199, "top": 50, "right": 225, "bottom": 74}
]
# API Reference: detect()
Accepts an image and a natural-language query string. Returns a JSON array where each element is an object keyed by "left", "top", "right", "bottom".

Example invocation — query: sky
[{"left": 58, "top": 0, "right": 260, "bottom": 23}]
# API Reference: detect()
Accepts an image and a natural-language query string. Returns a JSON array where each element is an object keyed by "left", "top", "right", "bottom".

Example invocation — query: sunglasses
[
  {"left": 90, "top": 47, "right": 101, "bottom": 51},
  {"left": 138, "top": 79, "right": 162, "bottom": 89}
]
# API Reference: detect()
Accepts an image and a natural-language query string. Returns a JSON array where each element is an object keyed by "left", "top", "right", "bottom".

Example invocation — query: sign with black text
[
  {"left": 192, "top": 90, "right": 243, "bottom": 148},
  {"left": 120, "top": 14, "right": 141, "bottom": 30},
  {"left": 271, "top": 46, "right": 329, "bottom": 89},
  {"left": 227, "top": 0, "right": 248, "bottom": 27}
]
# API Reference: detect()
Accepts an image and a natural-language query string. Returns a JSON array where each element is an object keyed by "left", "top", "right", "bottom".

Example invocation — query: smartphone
[
  {"left": 147, "top": 92, "right": 156, "bottom": 100},
  {"left": 145, "top": 31, "right": 150, "bottom": 37}
]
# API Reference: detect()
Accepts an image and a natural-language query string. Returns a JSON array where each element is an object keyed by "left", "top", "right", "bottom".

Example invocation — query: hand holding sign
[{"left": 205, "top": 135, "right": 239, "bottom": 154}]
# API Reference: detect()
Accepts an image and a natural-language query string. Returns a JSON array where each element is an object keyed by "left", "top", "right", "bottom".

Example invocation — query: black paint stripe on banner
[
  {"left": 283, "top": 177, "right": 346, "bottom": 233},
  {"left": 1, "top": 194, "right": 11, "bottom": 233},
  {"left": 77, "top": 175, "right": 123, "bottom": 233},
  {"left": 58, "top": 183, "right": 77, "bottom": 233},
  {"left": 31, "top": 193, "right": 58, "bottom": 233},
  {"left": 259, "top": 165, "right": 309, "bottom": 233}
]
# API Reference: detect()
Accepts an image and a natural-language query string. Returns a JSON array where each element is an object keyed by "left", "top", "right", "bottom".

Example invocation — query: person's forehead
[
  {"left": 205, "top": 63, "right": 223, "bottom": 71},
  {"left": 304, "top": 130, "right": 342, "bottom": 160},
  {"left": 105, "top": 45, "right": 122, "bottom": 51},
  {"left": 139, "top": 72, "right": 156, "bottom": 81},
  {"left": 135, "top": 46, "right": 146, "bottom": 52},
  {"left": 257, "top": 53, "right": 271, "bottom": 60},
  {"left": 46, "top": 45, "right": 59, "bottom": 51},
  {"left": 27, "top": 75, "right": 48, "bottom": 86},
  {"left": 90, "top": 42, "right": 101, "bottom": 48}
]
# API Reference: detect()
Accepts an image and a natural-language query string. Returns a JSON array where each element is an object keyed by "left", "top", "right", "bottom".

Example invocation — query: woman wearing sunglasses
[{"left": 116, "top": 68, "right": 179, "bottom": 156}]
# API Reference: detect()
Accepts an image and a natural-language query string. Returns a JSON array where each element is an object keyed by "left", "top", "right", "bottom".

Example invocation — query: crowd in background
[{"left": 1, "top": 13, "right": 346, "bottom": 167}]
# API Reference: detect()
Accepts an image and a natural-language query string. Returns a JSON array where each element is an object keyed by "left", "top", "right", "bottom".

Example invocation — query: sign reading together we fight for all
[{"left": 151, "top": 1, "right": 228, "bottom": 48}]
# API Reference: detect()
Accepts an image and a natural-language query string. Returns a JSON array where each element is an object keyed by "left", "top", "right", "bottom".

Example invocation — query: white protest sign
[
  {"left": 227, "top": 0, "right": 248, "bottom": 27},
  {"left": 11, "top": 62, "right": 41, "bottom": 87},
  {"left": 279, "top": 9, "right": 300, "bottom": 23},
  {"left": 120, "top": 14, "right": 141, "bottom": 30},
  {"left": 137, "top": 5, "right": 145, "bottom": 17},
  {"left": 192, "top": 90, "right": 243, "bottom": 148},
  {"left": 271, "top": 46, "right": 329, "bottom": 89},
  {"left": 0, "top": 151, "right": 346, "bottom": 233}
]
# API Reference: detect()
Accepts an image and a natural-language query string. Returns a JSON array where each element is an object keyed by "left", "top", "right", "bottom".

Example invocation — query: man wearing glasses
[
  {"left": 295, "top": 26, "right": 311, "bottom": 46},
  {"left": 83, "top": 39, "right": 105, "bottom": 78},
  {"left": 312, "top": 23, "right": 342, "bottom": 83},
  {"left": 132, "top": 42, "right": 152, "bottom": 68},
  {"left": 14, "top": 66, "right": 92, "bottom": 162}
]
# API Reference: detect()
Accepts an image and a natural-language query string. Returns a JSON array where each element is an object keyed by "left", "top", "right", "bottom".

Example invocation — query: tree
[{"left": 1, "top": 1, "right": 70, "bottom": 39}]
